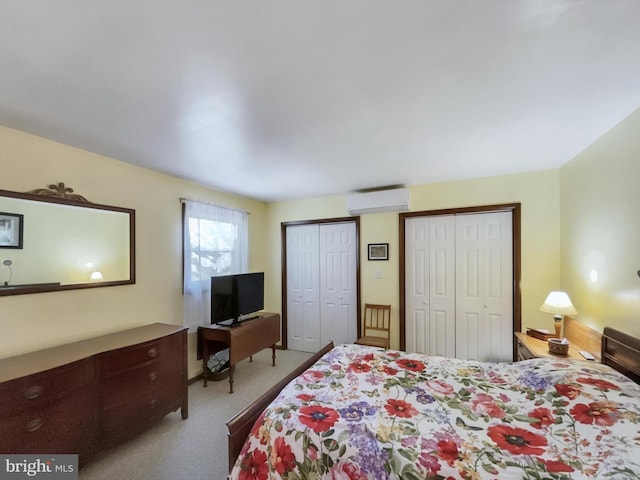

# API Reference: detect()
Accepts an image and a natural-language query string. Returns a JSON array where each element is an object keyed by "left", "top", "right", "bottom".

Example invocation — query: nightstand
[{"left": 514, "top": 332, "right": 589, "bottom": 361}]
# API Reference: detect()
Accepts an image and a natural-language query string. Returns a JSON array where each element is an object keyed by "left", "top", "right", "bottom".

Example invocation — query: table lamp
[{"left": 539, "top": 291, "right": 577, "bottom": 337}]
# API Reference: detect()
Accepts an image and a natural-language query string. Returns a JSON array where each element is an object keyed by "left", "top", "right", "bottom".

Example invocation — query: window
[
  {"left": 187, "top": 216, "right": 237, "bottom": 282},
  {"left": 182, "top": 200, "right": 248, "bottom": 330}
]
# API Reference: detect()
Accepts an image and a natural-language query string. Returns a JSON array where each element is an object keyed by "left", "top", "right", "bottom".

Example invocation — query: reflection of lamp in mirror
[
  {"left": 2, "top": 259, "right": 12, "bottom": 286},
  {"left": 540, "top": 291, "right": 577, "bottom": 337},
  {"left": 90, "top": 271, "right": 103, "bottom": 282}
]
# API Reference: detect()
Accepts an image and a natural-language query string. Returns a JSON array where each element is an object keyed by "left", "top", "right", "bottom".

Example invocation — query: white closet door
[
  {"left": 319, "top": 222, "right": 357, "bottom": 346},
  {"left": 405, "top": 216, "right": 455, "bottom": 356},
  {"left": 286, "top": 225, "right": 320, "bottom": 352},
  {"left": 455, "top": 212, "right": 513, "bottom": 361}
]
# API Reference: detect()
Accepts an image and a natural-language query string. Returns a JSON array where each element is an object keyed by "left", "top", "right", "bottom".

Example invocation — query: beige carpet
[{"left": 79, "top": 348, "right": 312, "bottom": 480}]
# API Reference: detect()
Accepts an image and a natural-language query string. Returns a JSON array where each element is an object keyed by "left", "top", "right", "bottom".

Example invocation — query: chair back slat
[{"left": 363, "top": 303, "right": 391, "bottom": 337}]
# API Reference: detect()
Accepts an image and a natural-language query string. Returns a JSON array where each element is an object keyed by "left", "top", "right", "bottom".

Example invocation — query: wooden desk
[{"left": 198, "top": 313, "right": 280, "bottom": 393}]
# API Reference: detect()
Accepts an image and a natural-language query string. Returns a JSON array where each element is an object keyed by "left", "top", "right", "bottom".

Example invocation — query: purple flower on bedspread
[
  {"left": 519, "top": 368, "right": 554, "bottom": 391},
  {"left": 402, "top": 386, "right": 436, "bottom": 406},
  {"left": 339, "top": 401, "right": 376, "bottom": 422},
  {"left": 348, "top": 424, "right": 389, "bottom": 479}
]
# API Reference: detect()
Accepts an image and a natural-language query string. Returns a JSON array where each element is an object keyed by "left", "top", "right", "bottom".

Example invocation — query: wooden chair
[{"left": 354, "top": 303, "right": 391, "bottom": 349}]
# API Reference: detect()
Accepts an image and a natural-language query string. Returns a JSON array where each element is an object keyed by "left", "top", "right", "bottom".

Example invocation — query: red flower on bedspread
[
  {"left": 577, "top": 377, "right": 621, "bottom": 392},
  {"left": 348, "top": 361, "right": 371, "bottom": 373},
  {"left": 300, "top": 370, "right": 325, "bottom": 383},
  {"left": 238, "top": 450, "right": 268, "bottom": 480},
  {"left": 487, "top": 425, "right": 547, "bottom": 455},
  {"left": 437, "top": 439, "right": 460, "bottom": 465},
  {"left": 555, "top": 383, "right": 582, "bottom": 399},
  {"left": 538, "top": 458, "right": 575, "bottom": 473},
  {"left": 571, "top": 401, "right": 619, "bottom": 426},
  {"left": 272, "top": 437, "right": 296, "bottom": 475},
  {"left": 299, "top": 405, "right": 339, "bottom": 433},
  {"left": 528, "top": 407, "right": 555, "bottom": 429},
  {"left": 471, "top": 393, "right": 505, "bottom": 419},
  {"left": 384, "top": 398, "right": 418, "bottom": 418},
  {"left": 395, "top": 358, "right": 426, "bottom": 372},
  {"left": 426, "top": 379, "right": 455, "bottom": 396},
  {"left": 326, "top": 462, "right": 368, "bottom": 480}
]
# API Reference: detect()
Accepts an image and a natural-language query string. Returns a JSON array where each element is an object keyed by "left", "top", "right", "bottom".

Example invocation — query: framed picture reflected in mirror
[{"left": 0, "top": 212, "right": 23, "bottom": 249}]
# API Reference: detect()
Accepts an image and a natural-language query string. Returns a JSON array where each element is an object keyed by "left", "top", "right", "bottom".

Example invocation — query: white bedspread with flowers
[{"left": 230, "top": 343, "right": 640, "bottom": 480}]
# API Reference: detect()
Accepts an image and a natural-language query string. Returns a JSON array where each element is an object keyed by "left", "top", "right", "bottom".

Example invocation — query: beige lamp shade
[{"left": 539, "top": 291, "right": 577, "bottom": 316}]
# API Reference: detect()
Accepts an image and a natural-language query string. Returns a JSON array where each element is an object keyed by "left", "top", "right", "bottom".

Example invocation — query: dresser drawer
[
  {"left": 102, "top": 361, "right": 182, "bottom": 408},
  {"left": 101, "top": 388, "right": 180, "bottom": 438},
  {"left": 101, "top": 333, "right": 182, "bottom": 376},
  {"left": 0, "top": 359, "right": 95, "bottom": 415},
  {"left": 0, "top": 385, "right": 96, "bottom": 453}
]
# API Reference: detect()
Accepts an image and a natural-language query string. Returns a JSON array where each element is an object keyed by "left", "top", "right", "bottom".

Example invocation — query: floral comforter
[{"left": 230, "top": 344, "right": 640, "bottom": 480}]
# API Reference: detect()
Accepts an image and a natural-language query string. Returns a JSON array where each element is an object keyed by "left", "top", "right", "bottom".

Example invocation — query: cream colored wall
[
  {"left": 0, "top": 126, "right": 268, "bottom": 378},
  {"left": 559, "top": 107, "right": 640, "bottom": 337},
  {"left": 267, "top": 169, "right": 561, "bottom": 350}
]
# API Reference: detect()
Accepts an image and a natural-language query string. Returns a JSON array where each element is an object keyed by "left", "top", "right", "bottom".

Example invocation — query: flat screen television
[{"left": 210, "top": 272, "right": 264, "bottom": 327}]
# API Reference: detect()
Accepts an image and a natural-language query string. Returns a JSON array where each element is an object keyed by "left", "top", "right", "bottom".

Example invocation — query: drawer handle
[
  {"left": 147, "top": 347, "right": 158, "bottom": 358},
  {"left": 24, "top": 385, "right": 43, "bottom": 399},
  {"left": 149, "top": 399, "right": 157, "bottom": 409},
  {"left": 26, "top": 417, "right": 44, "bottom": 432},
  {"left": 149, "top": 371, "right": 158, "bottom": 381}
]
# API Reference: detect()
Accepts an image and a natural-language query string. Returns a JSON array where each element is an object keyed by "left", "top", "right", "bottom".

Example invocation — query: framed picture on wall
[
  {"left": 368, "top": 243, "right": 388, "bottom": 261},
  {"left": 0, "top": 212, "right": 24, "bottom": 249}
]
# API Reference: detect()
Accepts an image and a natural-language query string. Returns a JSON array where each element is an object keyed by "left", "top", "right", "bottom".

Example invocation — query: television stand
[{"left": 197, "top": 313, "right": 280, "bottom": 393}]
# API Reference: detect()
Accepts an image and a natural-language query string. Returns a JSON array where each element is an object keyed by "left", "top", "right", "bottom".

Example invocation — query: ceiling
[{"left": 1, "top": 1, "right": 639, "bottom": 202}]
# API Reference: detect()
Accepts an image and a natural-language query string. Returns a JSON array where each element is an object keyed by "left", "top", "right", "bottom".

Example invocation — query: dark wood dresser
[{"left": 0, "top": 323, "right": 188, "bottom": 464}]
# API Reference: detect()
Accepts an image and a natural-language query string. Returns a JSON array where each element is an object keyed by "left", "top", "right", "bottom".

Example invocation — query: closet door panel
[
  {"left": 405, "top": 216, "right": 455, "bottom": 356},
  {"left": 319, "top": 223, "right": 357, "bottom": 346},
  {"left": 287, "top": 225, "right": 320, "bottom": 352},
  {"left": 455, "top": 212, "right": 512, "bottom": 361},
  {"left": 429, "top": 216, "right": 456, "bottom": 357},
  {"left": 405, "top": 217, "right": 430, "bottom": 354}
]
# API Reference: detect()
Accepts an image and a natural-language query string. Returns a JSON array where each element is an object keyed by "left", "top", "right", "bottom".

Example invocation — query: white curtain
[{"left": 182, "top": 200, "right": 248, "bottom": 331}]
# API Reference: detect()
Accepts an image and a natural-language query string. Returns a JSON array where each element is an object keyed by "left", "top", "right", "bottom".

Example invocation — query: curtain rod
[{"left": 179, "top": 197, "right": 250, "bottom": 215}]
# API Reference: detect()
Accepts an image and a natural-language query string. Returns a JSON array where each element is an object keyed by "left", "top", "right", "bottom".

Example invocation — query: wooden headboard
[{"left": 601, "top": 327, "right": 640, "bottom": 384}]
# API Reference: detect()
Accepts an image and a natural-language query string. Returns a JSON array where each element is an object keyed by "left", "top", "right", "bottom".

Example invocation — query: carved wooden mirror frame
[{"left": 0, "top": 183, "right": 135, "bottom": 296}]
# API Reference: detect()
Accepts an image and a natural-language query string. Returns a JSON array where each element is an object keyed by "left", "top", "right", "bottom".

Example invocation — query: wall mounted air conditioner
[{"left": 346, "top": 187, "right": 410, "bottom": 215}]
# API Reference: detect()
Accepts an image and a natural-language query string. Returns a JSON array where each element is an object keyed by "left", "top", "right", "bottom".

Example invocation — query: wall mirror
[{"left": 0, "top": 183, "right": 135, "bottom": 296}]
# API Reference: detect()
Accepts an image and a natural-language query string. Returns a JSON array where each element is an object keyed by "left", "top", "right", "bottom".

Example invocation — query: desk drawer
[{"left": 515, "top": 338, "right": 535, "bottom": 361}]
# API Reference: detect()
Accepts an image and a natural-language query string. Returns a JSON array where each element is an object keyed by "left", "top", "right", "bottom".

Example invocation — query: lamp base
[{"left": 554, "top": 316, "right": 563, "bottom": 337}]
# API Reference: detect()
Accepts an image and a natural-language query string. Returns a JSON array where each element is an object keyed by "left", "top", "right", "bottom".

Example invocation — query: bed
[{"left": 226, "top": 327, "right": 640, "bottom": 479}]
